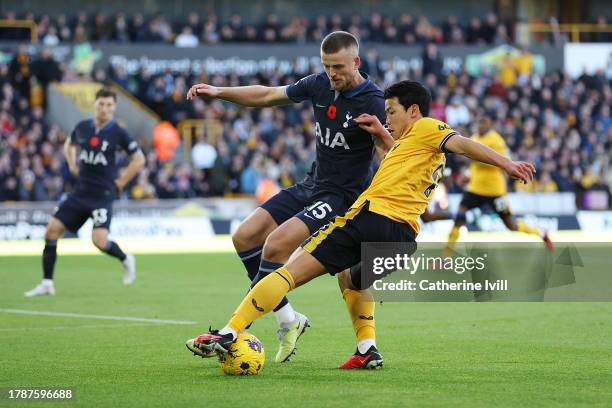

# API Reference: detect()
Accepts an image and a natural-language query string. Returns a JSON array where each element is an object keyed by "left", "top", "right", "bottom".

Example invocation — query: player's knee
[
  {"left": 232, "top": 223, "right": 263, "bottom": 252},
  {"left": 262, "top": 233, "right": 291, "bottom": 263},
  {"left": 91, "top": 234, "right": 108, "bottom": 251},
  {"left": 44, "top": 228, "right": 59, "bottom": 241},
  {"left": 45, "top": 221, "right": 64, "bottom": 240}
]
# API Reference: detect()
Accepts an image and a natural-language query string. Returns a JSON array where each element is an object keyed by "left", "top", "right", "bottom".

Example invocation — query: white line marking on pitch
[
  {"left": 0, "top": 309, "right": 197, "bottom": 325},
  {"left": 0, "top": 322, "right": 165, "bottom": 332}
]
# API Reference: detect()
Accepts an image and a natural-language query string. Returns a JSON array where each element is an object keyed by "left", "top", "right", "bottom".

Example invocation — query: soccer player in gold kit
[
  {"left": 446, "top": 115, "right": 553, "bottom": 254},
  {"left": 187, "top": 80, "right": 536, "bottom": 369}
]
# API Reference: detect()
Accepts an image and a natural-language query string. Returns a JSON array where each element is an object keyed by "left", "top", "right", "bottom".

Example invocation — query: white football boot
[
  {"left": 122, "top": 254, "right": 137, "bottom": 286},
  {"left": 24, "top": 279, "right": 56, "bottom": 297}
]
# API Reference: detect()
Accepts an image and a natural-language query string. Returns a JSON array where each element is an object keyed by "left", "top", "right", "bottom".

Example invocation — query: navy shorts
[
  {"left": 54, "top": 193, "right": 114, "bottom": 233},
  {"left": 302, "top": 202, "right": 416, "bottom": 289},
  {"left": 260, "top": 182, "right": 348, "bottom": 234}
]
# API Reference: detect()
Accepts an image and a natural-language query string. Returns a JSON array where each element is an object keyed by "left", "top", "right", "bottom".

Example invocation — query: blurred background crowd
[
  {"left": 0, "top": 11, "right": 611, "bottom": 206},
  {"left": 1, "top": 10, "right": 610, "bottom": 46}
]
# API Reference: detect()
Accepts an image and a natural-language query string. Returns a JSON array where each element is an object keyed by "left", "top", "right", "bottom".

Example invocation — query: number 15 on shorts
[{"left": 305, "top": 201, "right": 333, "bottom": 220}]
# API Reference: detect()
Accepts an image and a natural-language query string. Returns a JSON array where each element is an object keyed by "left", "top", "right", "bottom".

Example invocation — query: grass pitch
[{"left": 1, "top": 251, "right": 612, "bottom": 407}]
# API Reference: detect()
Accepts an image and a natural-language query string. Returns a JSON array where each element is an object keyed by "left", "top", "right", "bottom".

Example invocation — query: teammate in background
[
  {"left": 187, "top": 80, "right": 536, "bottom": 368},
  {"left": 446, "top": 115, "right": 553, "bottom": 255},
  {"left": 25, "top": 89, "right": 146, "bottom": 297},
  {"left": 185, "top": 31, "right": 392, "bottom": 363}
]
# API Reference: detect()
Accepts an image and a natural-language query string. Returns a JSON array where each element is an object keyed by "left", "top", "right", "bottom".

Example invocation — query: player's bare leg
[
  {"left": 189, "top": 247, "right": 325, "bottom": 355},
  {"left": 501, "top": 213, "right": 554, "bottom": 251},
  {"left": 91, "top": 228, "right": 136, "bottom": 285},
  {"left": 258, "top": 217, "right": 312, "bottom": 362},
  {"left": 232, "top": 208, "right": 278, "bottom": 280},
  {"left": 24, "top": 217, "right": 65, "bottom": 297},
  {"left": 445, "top": 206, "right": 468, "bottom": 257}
]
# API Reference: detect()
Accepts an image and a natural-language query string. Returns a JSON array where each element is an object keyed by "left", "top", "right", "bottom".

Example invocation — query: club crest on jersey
[
  {"left": 79, "top": 149, "right": 108, "bottom": 165},
  {"left": 327, "top": 105, "right": 337, "bottom": 119},
  {"left": 342, "top": 112, "right": 353, "bottom": 128},
  {"left": 315, "top": 122, "right": 350, "bottom": 150},
  {"left": 89, "top": 136, "right": 100, "bottom": 147}
]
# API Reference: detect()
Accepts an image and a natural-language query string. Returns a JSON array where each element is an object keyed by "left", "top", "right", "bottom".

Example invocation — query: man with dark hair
[
  {"left": 25, "top": 88, "right": 146, "bottom": 297},
  {"left": 188, "top": 79, "right": 536, "bottom": 368},
  {"left": 185, "top": 31, "right": 392, "bottom": 363}
]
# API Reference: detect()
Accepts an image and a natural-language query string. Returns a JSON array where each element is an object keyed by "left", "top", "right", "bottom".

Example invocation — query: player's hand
[
  {"left": 354, "top": 114, "right": 389, "bottom": 138},
  {"left": 505, "top": 161, "right": 536, "bottom": 184},
  {"left": 186, "top": 83, "right": 221, "bottom": 100}
]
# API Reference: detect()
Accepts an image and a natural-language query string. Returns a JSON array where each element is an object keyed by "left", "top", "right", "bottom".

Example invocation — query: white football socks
[
  {"left": 358, "top": 339, "right": 376, "bottom": 354},
  {"left": 275, "top": 303, "right": 297, "bottom": 328},
  {"left": 218, "top": 327, "right": 237, "bottom": 339}
]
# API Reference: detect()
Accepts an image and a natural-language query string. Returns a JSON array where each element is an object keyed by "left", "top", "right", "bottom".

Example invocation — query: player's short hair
[
  {"left": 95, "top": 88, "right": 117, "bottom": 101},
  {"left": 321, "top": 31, "right": 359, "bottom": 54},
  {"left": 384, "top": 80, "right": 431, "bottom": 116}
]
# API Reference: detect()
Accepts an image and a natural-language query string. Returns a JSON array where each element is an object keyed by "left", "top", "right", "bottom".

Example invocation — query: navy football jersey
[
  {"left": 70, "top": 119, "right": 140, "bottom": 197},
  {"left": 285, "top": 72, "right": 385, "bottom": 201}
]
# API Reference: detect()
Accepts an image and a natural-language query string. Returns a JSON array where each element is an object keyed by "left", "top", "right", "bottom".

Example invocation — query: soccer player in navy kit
[
  {"left": 185, "top": 31, "right": 393, "bottom": 363},
  {"left": 25, "top": 89, "right": 146, "bottom": 297}
]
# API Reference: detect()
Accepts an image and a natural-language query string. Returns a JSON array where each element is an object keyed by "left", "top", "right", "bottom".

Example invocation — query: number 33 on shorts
[
  {"left": 305, "top": 201, "right": 333, "bottom": 220},
  {"left": 92, "top": 208, "right": 108, "bottom": 226}
]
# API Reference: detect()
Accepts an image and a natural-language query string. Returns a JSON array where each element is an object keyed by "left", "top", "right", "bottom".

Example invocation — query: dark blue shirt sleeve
[
  {"left": 370, "top": 95, "right": 386, "bottom": 125},
  {"left": 119, "top": 128, "right": 140, "bottom": 155},
  {"left": 285, "top": 74, "right": 318, "bottom": 103}
]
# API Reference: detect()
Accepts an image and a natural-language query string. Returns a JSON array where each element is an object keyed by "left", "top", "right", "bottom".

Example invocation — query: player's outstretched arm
[
  {"left": 63, "top": 137, "right": 79, "bottom": 176},
  {"left": 186, "top": 84, "right": 291, "bottom": 107},
  {"left": 444, "top": 134, "right": 535, "bottom": 184},
  {"left": 355, "top": 113, "right": 394, "bottom": 159},
  {"left": 115, "top": 150, "right": 145, "bottom": 192}
]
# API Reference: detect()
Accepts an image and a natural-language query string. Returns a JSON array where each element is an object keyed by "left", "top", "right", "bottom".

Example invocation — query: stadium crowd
[
  {"left": 1, "top": 10, "right": 611, "bottom": 46},
  {"left": 0, "top": 40, "right": 611, "bottom": 206}
]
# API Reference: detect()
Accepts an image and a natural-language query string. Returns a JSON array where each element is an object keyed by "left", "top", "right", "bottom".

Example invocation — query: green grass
[{"left": 1, "top": 253, "right": 612, "bottom": 407}]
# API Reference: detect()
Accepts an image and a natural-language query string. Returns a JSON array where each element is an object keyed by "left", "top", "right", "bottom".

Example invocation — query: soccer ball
[{"left": 218, "top": 332, "right": 265, "bottom": 376}]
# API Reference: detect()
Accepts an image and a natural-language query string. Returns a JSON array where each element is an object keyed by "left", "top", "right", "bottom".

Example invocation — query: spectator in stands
[
  {"left": 445, "top": 96, "right": 471, "bottom": 127},
  {"left": 130, "top": 170, "right": 156, "bottom": 199},
  {"left": 8, "top": 45, "right": 31, "bottom": 99},
  {"left": 594, "top": 16, "right": 612, "bottom": 42},
  {"left": 466, "top": 16, "right": 485, "bottom": 44},
  {"left": 482, "top": 13, "right": 498, "bottom": 44},
  {"left": 499, "top": 53, "right": 518, "bottom": 87},
  {"left": 191, "top": 135, "right": 217, "bottom": 170},
  {"left": 240, "top": 153, "right": 265, "bottom": 194},
  {"left": 534, "top": 171, "right": 559, "bottom": 192},
  {"left": 203, "top": 15, "right": 220, "bottom": 43},
  {"left": 422, "top": 43, "right": 444, "bottom": 79},
  {"left": 18, "top": 170, "right": 47, "bottom": 201},
  {"left": 112, "top": 12, "right": 131, "bottom": 43},
  {"left": 175, "top": 26, "right": 199, "bottom": 48},
  {"left": 31, "top": 46, "right": 62, "bottom": 105},
  {"left": 42, "top": 26, "right": 60, "bottom": 46},
  {"left": 185, "top": 12, "right": 202, "bottom": 38},
  {"left": 153, "top": 121, "right": 181, "bottom": 162}
]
